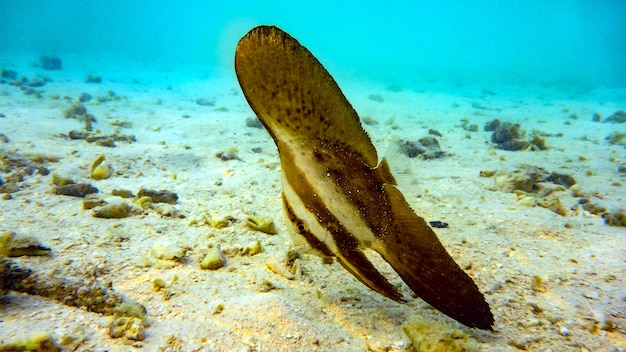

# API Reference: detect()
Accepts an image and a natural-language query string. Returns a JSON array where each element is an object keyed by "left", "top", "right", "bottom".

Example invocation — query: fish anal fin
[
  {"left": 379, "top": 184, "right": 494, "bottom": 330},
  {"left": 336, "top": 248, "right": 403, "bottom": 302}
]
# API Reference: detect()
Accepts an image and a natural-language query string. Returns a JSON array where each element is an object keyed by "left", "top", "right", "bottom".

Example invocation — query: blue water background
[{"left": 2, "top": 1, "right": 625, "bottom": 88}]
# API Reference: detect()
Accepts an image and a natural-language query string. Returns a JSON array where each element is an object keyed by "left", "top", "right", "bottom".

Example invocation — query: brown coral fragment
[
  {"left": 137, "top": 188, "right": 178, "bottom": 204},
  {"left": 603, "top": 210, "right": 626, "bottom": 227},
  {"left": 0, "top": 258, "right": 142, "bottom": 315},
  {"left": 54, "top": 183, "right": 99, "bottom": 197}
]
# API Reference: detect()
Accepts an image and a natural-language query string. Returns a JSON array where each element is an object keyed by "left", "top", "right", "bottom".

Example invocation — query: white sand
[{"left": 1, "top": 56, "right": 625, "bottom": 351}]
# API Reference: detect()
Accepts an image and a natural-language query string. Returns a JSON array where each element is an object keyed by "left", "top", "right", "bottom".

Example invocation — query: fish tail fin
[{"left": 378, "top": 184, "right": 494, "bottom": 330}]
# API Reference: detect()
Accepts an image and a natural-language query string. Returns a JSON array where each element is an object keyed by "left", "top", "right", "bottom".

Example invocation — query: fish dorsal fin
[{"left": 235, "top": 25, "right": 379, "bottom": 168}]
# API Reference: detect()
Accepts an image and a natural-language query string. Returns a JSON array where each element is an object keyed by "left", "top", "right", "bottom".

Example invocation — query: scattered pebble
[
  {"left": 63, "top": 103, "right": 87, "bottom": 119},
  {"left": 246, "top": 117, "right": 263, "bottom": 128},
  {"left": 0, "top": 331, "right": 61, "bottom": 351},
  {"left": 530, "top": 275, "right": 547, "bottom": 292},
  {"left": 485, "top": 118, "right": 547, "bottom": 151},
  {"left": 200, "top": 245, "right": 225, "bottom": 270},
  {"left": 398, "top": 137, "right": 447, "bottom": 159},
  {"left": 603, "top": 110, "right": 626, "bottom": 123},
  {"left": 603, "top": 210, "right": 626, "bottom": 227},
  {"left": 90, "top": 154, "right": 112, "bottom": 180},
  {"left": 195, "top": 98, "right": 214, "bottom": 106},
  {"left": 368, "top": 94, "right": 384, "bottom": 102},
  {"left": 216, "top": 151, "right": 241, "bottom": 161},
  {"left": 152, "top": 241, "right": 185, "bottom": 260},
  {"left": 85, "top": 75, "right": 102, "bottom": 83},
  {"left": 93, "top": 199, "right": 130, "bottom": 219},
  {"left": 78, "top": 92, "right": 92, "bottom": 102},
  {"left": 246, "top": 216, "right": 277, "bottom": 234},
  {"left": 362, "top": 116, "right": 379, "bottom": 126},
  {"left": 109, "top": 317, "right": 145, "bottom": 341}
]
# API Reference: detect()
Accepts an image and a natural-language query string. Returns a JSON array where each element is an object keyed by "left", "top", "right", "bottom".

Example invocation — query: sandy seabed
[{"left": 0, "top": 56, "right": 625, "bottom": 351}]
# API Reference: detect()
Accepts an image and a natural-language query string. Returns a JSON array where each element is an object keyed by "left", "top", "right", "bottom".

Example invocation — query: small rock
[
  {"left": 244, "top": 240, "right": 263, "bottom": 256},
  {"left": 216, "top": 151, "right": 240, "bottom": 161},
  {"left": 368, "top": 94, "right": 384, "bottom": 102},
  {"left": 604, "top": 110, "right": 626, "bottom": 123},
  {"left": 606, "top": 132, "right": 626, "bottom": 146},
  {"left": 246, "top": 216, "right": 277, "bottom": 235},
  {"left": 93, "top": 200, "right": 130, "bottom": 219},
  {"left": 1, "top": 70, "right": 18, "bottom": 80},
  {"left": 530, "top": 275, "right": 547, "bottom": 292},
  {"left": 78, "top": 93, "right": 92, "bottom": 103},
  {"left": 398, "top": 137, "right": 447, "bottom": 159},
  {"left": 428, "top": 128, "right": 442, "bottom": 137},
  {"left": 0, "top": 331, "right": 61, "bottom": 351},
  {"left": 195, "top": 98, "right": 214, "bottom": 106},
  {"left": 90, "top": 154, "right": 112, "bottom": 180},
  {"left": 63, "top": 103, "right": 87, "bottom": 119},
  {"left": 544, "top": 172, "right": 576, "bottom": 188},
  {"left": 484, "top": 118, "right": 502, "bottom": 131},
  {"left": 583, "top": 291, "right": 600, "bottom": 300},
  {"left": 152, "top": 241, "right": 185, "bottom": 260},
  {"left": 109, "top": 317, "right": 145, "bottom": 341},
  {"left": 111, "top": 189, "right": 134, "bottom": 198},
  {"left": 85, "top": 75, "right": 102, "bottom": 83},
  {"left": 592, "top": 112, "right": 601, "bottom": 122},
  {"left": 604, "top": 210, "right": 626, "bottom": 227},
  {"left": 200, "top": 245, "right": 225, "bottom": 270},
  {"left": 245, "top": 117, "right": 263, "bottom": 129},
  {"left": 362, "top": 116, "right": 378, "bottom": 126},
  {"left": 82, "top": 194, "right": 104, "bottom": 210}
]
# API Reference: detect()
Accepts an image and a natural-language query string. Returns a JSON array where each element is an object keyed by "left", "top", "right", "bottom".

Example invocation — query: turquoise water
[{"left": 2, "top": 0, "right": 625, "bottom": 88}]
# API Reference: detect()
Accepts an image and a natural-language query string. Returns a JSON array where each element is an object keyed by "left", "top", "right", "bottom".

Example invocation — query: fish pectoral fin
[
  {"left": 335, "top": 247, "right": 403, "bottom": 302},
  {"left": 378, "top": 184, "right": 494, "bottom": 330}
]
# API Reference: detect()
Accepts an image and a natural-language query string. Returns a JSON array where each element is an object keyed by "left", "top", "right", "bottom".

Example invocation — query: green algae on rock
[
  {"left": 152, "top": 241, "right": 185, "bottom": 260},
  {"left": 92, "top": 199, "right": 131, "bottom": 219},
  {"left": 109, "top": 317, "right": 145, "bottom": 341},
  {"left": 403, "top": 319, "right": 479, "bottom": 352},
  {"left": 50, "top": 173, "right": 74, "bottom": 186},
  {"left": 0, "top": 332, "right": 61, "bottom": 352},
  {"left": 209, "top": 214, "right": 234, "bottom": 229},
  {"left": 90, "top": 154, "right": 111, "bottom": 180},
  {"left": 0, "top": 231, "right": 51, "bottom": 257},
  {"left": 82, "top": 194, "right": 104, "bottom": 209},
  {"left": 246, "top": 216, "right": 277, "bottom": 235},
  {"left": 200, "top": 245, "right": 225, "bottom": 270}
]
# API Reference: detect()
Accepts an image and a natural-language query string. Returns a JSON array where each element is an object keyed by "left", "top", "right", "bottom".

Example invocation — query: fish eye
[{"left": 295, "top": 221, "right": 307, "bottom": 233}]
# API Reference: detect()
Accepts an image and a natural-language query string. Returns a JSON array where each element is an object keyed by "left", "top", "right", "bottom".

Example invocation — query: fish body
[{"left": 235, "top": 25, "right": 494, "bottom": 330}]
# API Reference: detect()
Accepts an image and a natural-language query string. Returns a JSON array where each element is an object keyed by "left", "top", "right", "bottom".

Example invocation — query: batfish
[{"left": 234, "top": 25, "right": 494, "bottom": 330}]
